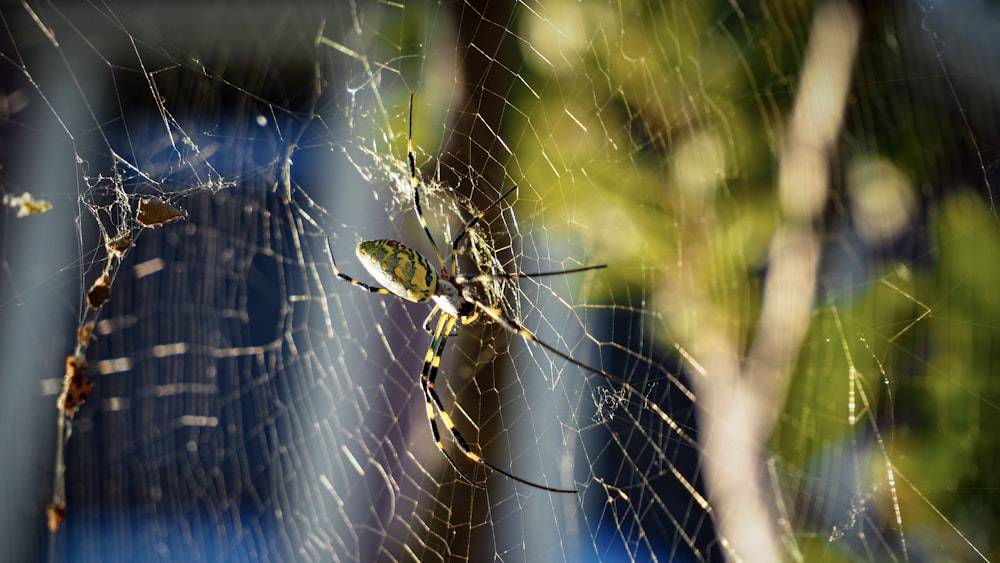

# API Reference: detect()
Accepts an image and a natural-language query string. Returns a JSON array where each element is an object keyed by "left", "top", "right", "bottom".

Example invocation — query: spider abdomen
[{"left": 356, "top": 239, "right": 438, "bottom": 302}]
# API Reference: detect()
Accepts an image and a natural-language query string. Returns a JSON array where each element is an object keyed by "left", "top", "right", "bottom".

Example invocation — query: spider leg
[
  {"left": 422, "top": 305, "right": 439, "bottom": 333},
  {"left": 458, "top": 264, "right": 608, "bottom": 285},
  {"left": 422, "top": 311, "right": 577, "bottom": 494},
  {"left": 420, "top": 312, "right": 487, "bottom": 489},
  {"left": 407, "top": 93, "right": 447, "bottom": 274},
  {"left": 464, "top": 288, "right": 701, "bottom": 452},
  {"left": 462, "top": 287, "right": 627, "bottom": 387},
  {"left": 325, "top": 238, "right": 393, "bottom": 296},
  {"left": 422, "top": 306, "right": 465, "bottom": 335},
  {"left": 448, "top": 185, "right": 518, "bottom": 278}
]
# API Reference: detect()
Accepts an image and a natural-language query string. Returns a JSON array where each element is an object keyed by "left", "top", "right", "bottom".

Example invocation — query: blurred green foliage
[{"left": 506, "top": 0, "right": 1000, "bottom": 559}]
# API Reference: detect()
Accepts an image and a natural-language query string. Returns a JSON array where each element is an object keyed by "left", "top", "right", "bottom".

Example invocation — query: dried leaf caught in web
[
  {"left": 137, "top": 198, "right": 185, "bottom": 227},
  {"left": 56, "top": 355, "right": 93, "bottom": 416},
  {"left": 86, "top": 272, "right": 111, "bottom": 308}
]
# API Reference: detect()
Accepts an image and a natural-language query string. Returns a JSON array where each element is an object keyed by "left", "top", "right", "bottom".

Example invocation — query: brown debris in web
[
  {"left": 136, "top": 197, "right": 186, "bottom": 227},
  {"left": 56, "top": 355, "right": 93, "bottom": 417}
]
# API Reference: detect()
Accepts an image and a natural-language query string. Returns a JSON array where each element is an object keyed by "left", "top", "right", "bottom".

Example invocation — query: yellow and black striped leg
[
  {"left": 421, "top": 305, "right": 441, "bottom": 334},
  {"left": 325, "top": 238, "right": 393, "bottom": 296},
  {"left": 463, "top": 289, "right": 627, "bottom": 388},
  {"left": 407, "top": 93, "right": 447, "bottom": 274},
  {"left": 421, "top": 313, "right": 486, "bottom": 489},
  {"left": 421, "top": 312, "right": 578, "bottom": 494}
]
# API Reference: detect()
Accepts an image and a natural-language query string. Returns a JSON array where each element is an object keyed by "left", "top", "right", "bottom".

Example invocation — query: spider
[{"left": 326, "top": 95, "right": 616, "bottom": 493}]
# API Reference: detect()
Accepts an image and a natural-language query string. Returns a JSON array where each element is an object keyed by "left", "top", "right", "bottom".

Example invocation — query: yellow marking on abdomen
[{"left": 356, "top": 240, "right": 437, "bottom": 302}]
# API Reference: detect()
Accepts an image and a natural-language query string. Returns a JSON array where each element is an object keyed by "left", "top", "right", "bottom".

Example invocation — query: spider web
[{"left": 0, "top": 1, "right": 998, "bottom": 561}]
